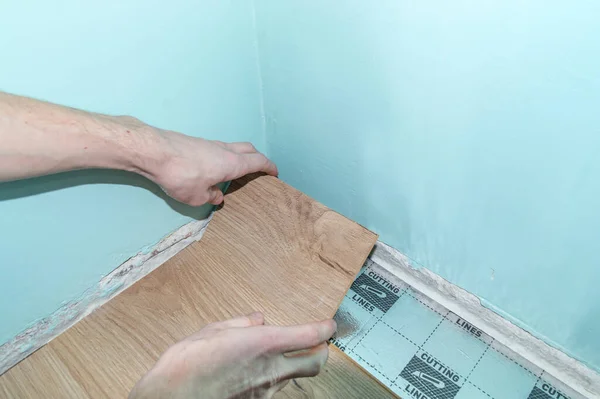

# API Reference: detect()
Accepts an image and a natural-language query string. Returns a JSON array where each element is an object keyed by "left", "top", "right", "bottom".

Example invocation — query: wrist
[{"left": 103, "top": 116, "right": 169, "bottom": 180}]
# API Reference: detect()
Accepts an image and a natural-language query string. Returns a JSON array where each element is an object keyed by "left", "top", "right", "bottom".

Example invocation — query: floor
[
  {"left": 1, "top": 175, "right": 586, "bottom": 399},
  {"left": 332, "top": 259, "right": 586, "bottom": 399},
  {"left": 0, "top": 175, "right": 390, "bottom": 398}
]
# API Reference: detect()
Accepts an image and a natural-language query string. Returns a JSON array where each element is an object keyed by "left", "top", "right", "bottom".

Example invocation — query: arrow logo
[
  {"left": 412, "top": 371, "right": 446, "bottom": 389},
  {"left": 359, "top": 284, "right": 387, "bottom": 298}
]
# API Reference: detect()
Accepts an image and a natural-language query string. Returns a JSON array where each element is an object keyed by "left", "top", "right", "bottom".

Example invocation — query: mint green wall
[
  {"left": 254, "top": 1, "right": 600, "bottom": 371},
  {"left": 4, "top": 0, "right": 600, "bottom": 374},
  {"left": 0, "top": 0, "right": 263, "bottom": 344}
]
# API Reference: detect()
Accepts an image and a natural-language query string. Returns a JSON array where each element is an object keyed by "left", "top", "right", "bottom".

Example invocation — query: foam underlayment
[{"left": 332, "top": 259, "right": 586, "bottom": 399}]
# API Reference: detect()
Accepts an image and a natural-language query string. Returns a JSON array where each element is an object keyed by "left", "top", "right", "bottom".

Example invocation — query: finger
[
  {"left": 207, "top": 186, "right": 224, "bottom": 205},
  {"left": 276, "top": 342, "right": 329, "bottom": 379},
  {"left": 256, "top": 319, "right": 337, "bottom": 354},
  {"left": 190, "top": 313, "right": 265, "bottom": 339},
  {"left": 210, "top": 312, "right": 265, "bottom": 330},
  {"left": 226, "top": 142, "right": 258, "bottom": 154},
  {"left": 240, "top": 153, "right": 279, "bottom": 177},
  {"left": 247, "top": 311, "right": 266, "bottom": 326}
]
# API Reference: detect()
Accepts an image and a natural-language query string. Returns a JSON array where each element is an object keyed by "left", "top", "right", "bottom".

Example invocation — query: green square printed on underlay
[
  {"left": 454, "top": 382, "right": 497, "bottom": 399},
  {"left": 468, "top": 343, "right": 540, "bottom": 398},
  {"left": 353, "top": 321, "right": 418, "bottom": 383},
  {"left": 381, "top": 289, "right": 445, "bottom": 347},
  {"left": 422, "top": 316, "right": 490, "bottom": 377}
]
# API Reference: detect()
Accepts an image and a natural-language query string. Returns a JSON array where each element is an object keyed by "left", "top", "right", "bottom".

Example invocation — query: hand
[
  {"left": 147, "top": 129, "right": 278, "bottom": 206},
  {"left": 129, "top": 313, "right": 336, "bottom": 399}
]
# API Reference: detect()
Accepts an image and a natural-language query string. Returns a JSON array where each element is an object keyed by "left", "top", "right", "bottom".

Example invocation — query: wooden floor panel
[{"left": 1, "top": 175, "right": 393, "bottom": 398}]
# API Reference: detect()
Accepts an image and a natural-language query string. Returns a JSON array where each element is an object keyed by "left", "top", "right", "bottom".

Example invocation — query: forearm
[
  {"left": 0, "top": 91, "right": 277, "bottom": 206},
  {"left": 0, "top": 91, "right": 163, "bottom": 182}
]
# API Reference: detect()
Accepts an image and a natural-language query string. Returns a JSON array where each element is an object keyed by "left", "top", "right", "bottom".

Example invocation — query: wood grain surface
[{"left": 1, "top": 175, "right": 393, "bottom": 398}]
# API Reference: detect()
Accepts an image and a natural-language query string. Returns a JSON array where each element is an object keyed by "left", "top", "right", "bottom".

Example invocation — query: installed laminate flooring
[{"left": 1, "top": 175, "right": 394, "bottom": 398}]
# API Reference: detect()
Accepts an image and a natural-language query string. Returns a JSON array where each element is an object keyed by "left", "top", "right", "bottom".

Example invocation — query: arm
[
  {"left": 1, "top": 92, "right": 335, "bottom": 397},
  {"left": 0, "top": 91, "right": 277, "bottom": 205}
]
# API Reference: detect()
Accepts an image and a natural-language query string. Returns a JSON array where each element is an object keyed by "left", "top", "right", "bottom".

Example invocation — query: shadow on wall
[{"left": 0, "top": 170, "right": 206, "bottom": 220}]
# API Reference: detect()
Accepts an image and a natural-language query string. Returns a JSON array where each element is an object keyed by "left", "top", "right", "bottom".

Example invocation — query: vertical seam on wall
[{"left": 250, "top": 0, "right": 268, "bottom": 155}]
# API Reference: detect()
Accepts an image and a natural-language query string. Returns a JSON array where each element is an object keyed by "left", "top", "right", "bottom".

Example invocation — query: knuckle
[
  {"left": 227, "top": 151, "right": 242, "bottom": 165},
  {"left": 262, "top": 329, "right": 289, "bottom": 352},
  {"left": 117, "top": 115, "right": 143, "bottom": 126},
  {"left": 262, "top": 330, "right": 279, "bottom": 349},
  {"left": 193, "top": 193, "right": 210, "bottom": 206}
]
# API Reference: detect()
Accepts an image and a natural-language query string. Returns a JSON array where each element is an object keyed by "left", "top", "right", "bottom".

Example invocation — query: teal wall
[
  {"left": 3, "top": 0, "right": 600, "bottom": 375},
  {"left": 0, "top": 0, "right": 263, "bottom": 344},
  {"left": 254, "top": 1, "right": 600, "bottom": 371}
]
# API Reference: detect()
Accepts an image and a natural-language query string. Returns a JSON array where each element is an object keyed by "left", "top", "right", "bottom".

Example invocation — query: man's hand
[
  {"left": 129, "top": 313, "right": 336, "bottom": 399},
  {"left": 0, "top": 92, "right": 277, "bottom": 206},
  {"left": 148, "top": 130, "right": 277, "bottom": 206}
]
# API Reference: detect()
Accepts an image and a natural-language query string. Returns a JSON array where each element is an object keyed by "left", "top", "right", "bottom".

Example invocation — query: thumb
[{"left": 207, "top": 186, "right": 224, "bottom": 205}]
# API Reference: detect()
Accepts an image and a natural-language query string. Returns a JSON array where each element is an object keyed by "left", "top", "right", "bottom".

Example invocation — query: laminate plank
[
  {"left": 0, "top": 345, "right": 87, "bottom": 399},
  {"left": 1, "top": 175, "right": 389, "bottom": 398}
]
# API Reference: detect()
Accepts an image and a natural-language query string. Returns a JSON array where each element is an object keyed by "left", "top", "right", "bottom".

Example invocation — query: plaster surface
[{"left": 253, "top": 0, "right": 600, "bottom": 372}]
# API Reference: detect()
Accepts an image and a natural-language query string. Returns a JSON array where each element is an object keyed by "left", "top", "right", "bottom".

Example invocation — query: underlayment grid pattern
[{"left": 332, "top": 259, "right": 585, "bottom": 399}]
